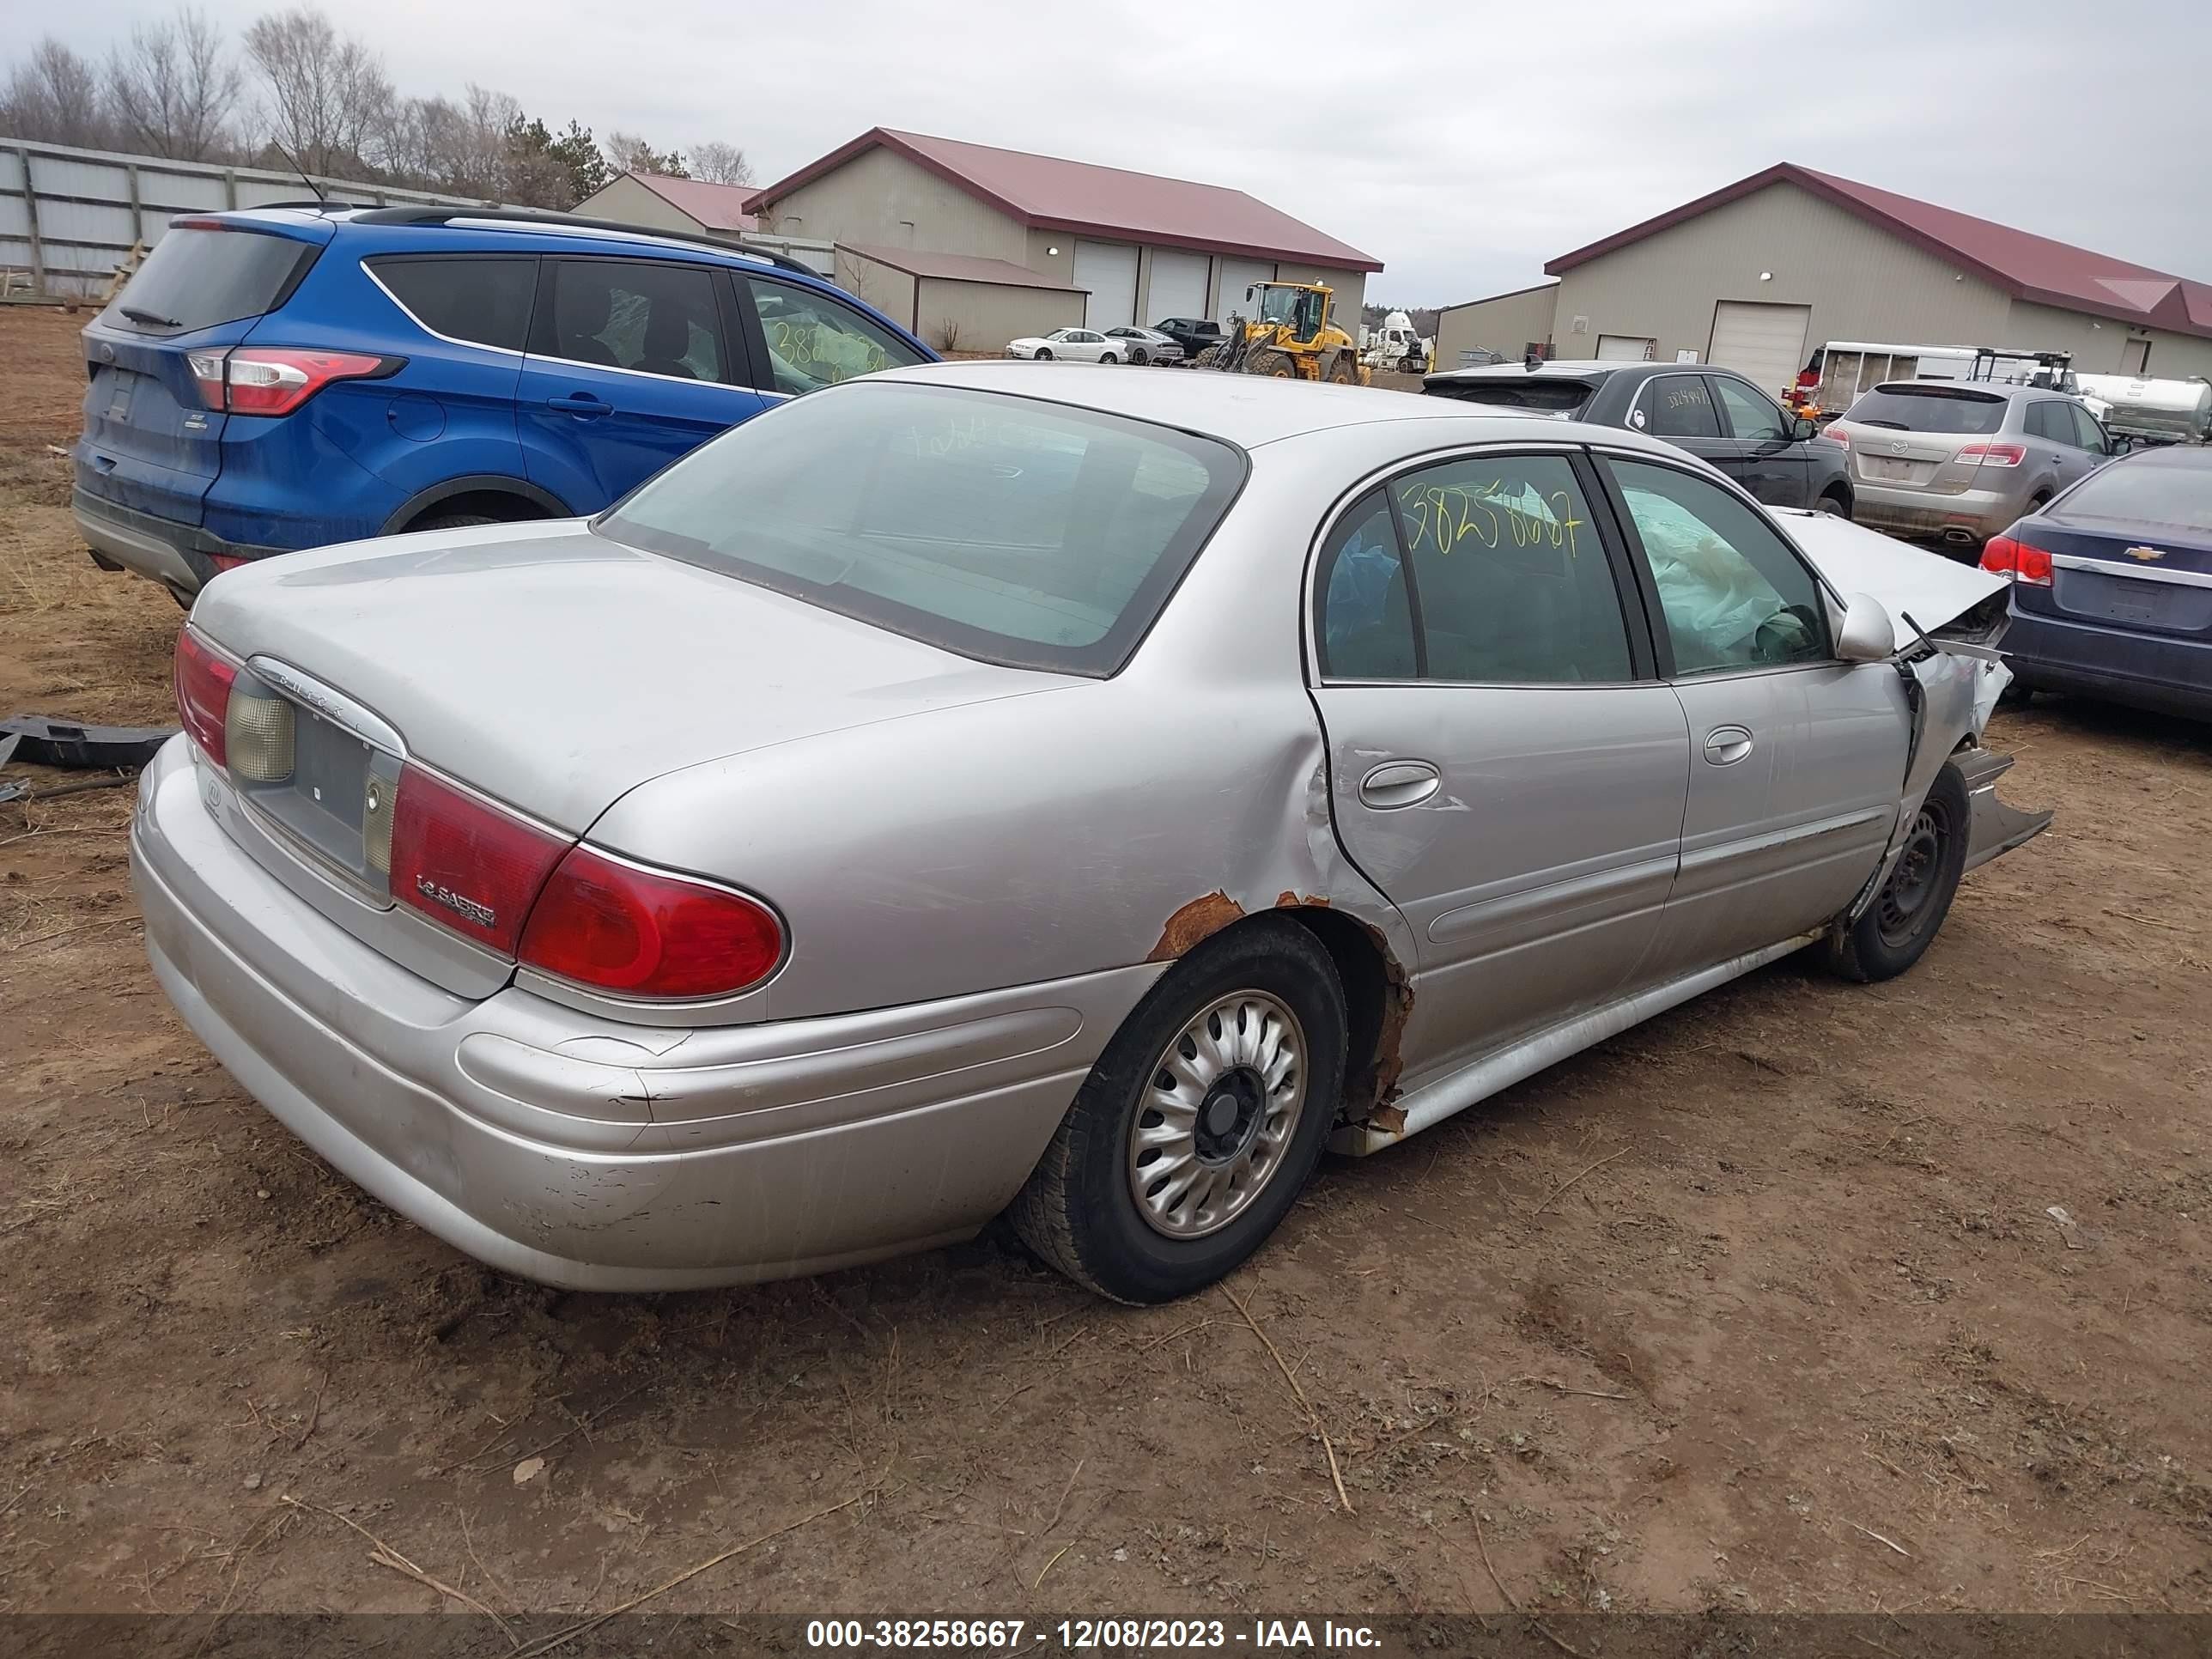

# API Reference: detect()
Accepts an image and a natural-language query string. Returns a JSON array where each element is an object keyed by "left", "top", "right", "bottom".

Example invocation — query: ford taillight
[
  {"left": 1958, "top": 441, "right": 2027, "bottom": 468},
  {"left": 184, "top": 347, "right": 398, "bottom": 416},
  {"left": 520, "top": 848, "right": 785, "bottom": 1000},
  {"left": 1979, "top": 534, "right": 2052, "bottom": 586},
  {"left": 173, "top": 627, "right": 238, "bottom": 763}
]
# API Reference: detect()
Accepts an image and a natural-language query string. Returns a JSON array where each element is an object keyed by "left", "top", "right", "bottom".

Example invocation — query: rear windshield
[
  {"left": 2053, "top": 457, "right": 2212, "bottom": 534},
  {"left": 101, "top": 225, "right": 317, "bottom": 333},
  {"left": 1844, "top": 385, "right": 2007, "bottom": 434},
  {"left": 1424, "top": 377, "right": 1593, "bottom": 413},
  {"left": 599, "top": 381, "right": 1245, "bottom": 676}
]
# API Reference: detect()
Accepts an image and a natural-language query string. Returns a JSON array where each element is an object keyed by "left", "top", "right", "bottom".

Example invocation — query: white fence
[{"left": 0, "top": 137, "right": 496, "bottom": 298}]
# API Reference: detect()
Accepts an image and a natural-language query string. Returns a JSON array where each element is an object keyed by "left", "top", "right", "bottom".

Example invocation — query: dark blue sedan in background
[{"left": 1980, "top": 445, "right": 2212, "bottom": 720}]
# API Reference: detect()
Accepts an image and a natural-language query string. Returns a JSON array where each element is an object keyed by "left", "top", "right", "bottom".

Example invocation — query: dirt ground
[{"left": 3, "top": 300, "right": 2208, "bottom": 1629}]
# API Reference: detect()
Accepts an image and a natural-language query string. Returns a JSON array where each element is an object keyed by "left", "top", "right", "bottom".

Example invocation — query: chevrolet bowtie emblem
[{"left": 2122, "top": 544, "right": 2167, "bottom": 562}]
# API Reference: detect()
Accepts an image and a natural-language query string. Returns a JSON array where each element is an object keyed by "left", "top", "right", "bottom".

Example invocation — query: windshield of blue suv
[{"left": 599, "top": 380, "right": 1244, "bottom": 676}]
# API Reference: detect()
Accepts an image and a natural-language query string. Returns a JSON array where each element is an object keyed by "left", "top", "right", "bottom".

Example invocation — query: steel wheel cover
[
  {"left": 1877, "top": 798, "right": 1950, "bottom": 947},
  {"left": 1127, "top": 990, "right": 1308, "bottom": 1240}
]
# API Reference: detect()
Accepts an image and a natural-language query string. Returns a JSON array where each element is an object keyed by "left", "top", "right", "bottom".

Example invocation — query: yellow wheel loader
[{"left": 1194, "top": 282, "right": 1368, "bottom": 385}]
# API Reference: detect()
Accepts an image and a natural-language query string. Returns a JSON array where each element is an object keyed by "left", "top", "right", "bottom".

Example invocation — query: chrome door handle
[
  {"left": 1703, "top": 726, "right": 1754, "bottom": 766},
  {"left": 1358, "top": 760, "right": 1441, "bottom": 809}
]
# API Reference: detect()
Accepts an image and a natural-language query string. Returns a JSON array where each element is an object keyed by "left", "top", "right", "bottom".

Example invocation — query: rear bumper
[
  {"left": 131, "top": 738, "right": 1156, "bottom": 1289},
  {"left": 72, "top": 489, "right": 278, "bottom": 597},
  {"left": 2003, "top": 607, "right": 2212, "bottom": 719},
  {"left": 1849, "top": 481, "right": 2025, "bottom": 546}
]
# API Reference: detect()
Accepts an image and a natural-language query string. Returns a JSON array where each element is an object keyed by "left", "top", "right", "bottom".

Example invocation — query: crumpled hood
[{"left": 1777, "top": 507, "right": 2007, "bottom": 634}]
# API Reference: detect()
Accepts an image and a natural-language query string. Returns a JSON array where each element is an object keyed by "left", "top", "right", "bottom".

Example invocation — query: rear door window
[
  {"left": 367, "top": 256, "right": 536, "bottom": 351},
  {"left": 101, "top": 225, "right": 317, "bottom": 333},
  {"left": 2024, "top": 402, "right": 2063, "bottom": 442},
  {"left": 1389, "top": 453, "right": 1633, "bottom": 684},
  {"left": 1643, "top": 375, "right": 1721, "bottom": 437},
  {"left": 1314, "top": 492, "right": 1417, "bottom": 679},
  {"left": 742, "top": 276, "right": 925, "bottom": 395},
  {"left": 541, "top": 259, "right": 731, "bottom": 383},
  {"left": 1844, "top": 386, "right": 2008, "bottom": 434}
]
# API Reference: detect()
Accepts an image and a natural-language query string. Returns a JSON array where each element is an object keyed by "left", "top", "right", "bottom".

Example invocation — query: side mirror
[
  {"left": 1833, "top": 591, "right": 1897, "bottom": 663},
  {"left": 1791, "top": 415, "right": 1818, "bottom": 441},
  {"left": 2109, "top": 435, "right": 2134, "bottom": 457}
]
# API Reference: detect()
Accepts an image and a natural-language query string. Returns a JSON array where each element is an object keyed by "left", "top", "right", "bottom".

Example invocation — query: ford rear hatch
[{"left": 76, "top": 216, "right": 329, "bottom": 526}]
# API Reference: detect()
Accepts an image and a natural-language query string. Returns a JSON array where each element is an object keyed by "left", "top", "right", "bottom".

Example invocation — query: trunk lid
[
  {"left": 76, "top": 218, "right": 327, "bottom": 525},
  {"left": 190, "top": 520, "right": 1072, "bottom": 835},
  {"left": 2008, "top": 460, "right": 2212, "bottom": 637}
]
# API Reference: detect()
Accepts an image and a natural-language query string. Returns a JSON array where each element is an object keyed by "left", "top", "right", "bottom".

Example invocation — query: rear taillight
[
  {"left": 181, "top": 348, "right": 397, "bottom": 416},
  {"left": 386, "top": 768, "right": 568, "bottom": 956},
  {"left": 186, "top": 350, "right": 228, "bottom": 410},
  {"left": 1958, "top": 441, "right": 2027, "bottom": 468},
  {"left": 173, "top": 627, "right": 237, "bottom": 763},
  {"left": 1826, "top": 424, "right": 1849, "bottom": 448},
  {"left": 209, "top": 553, "right": 251, "bottom": 574},
  {"left": 1979, "top": 534, "right": 2052, "bottom": 586},
  {"left": 222, "top": 348, "right": 393, "bottom": 416},
  {"left": 520, "top": 847, "right": 784, "bottom": 1000}
]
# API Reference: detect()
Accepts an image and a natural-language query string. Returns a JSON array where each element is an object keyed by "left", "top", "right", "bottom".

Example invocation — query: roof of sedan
[{"left": 877, "top": 360, "right": 1624, "bottom": 449}]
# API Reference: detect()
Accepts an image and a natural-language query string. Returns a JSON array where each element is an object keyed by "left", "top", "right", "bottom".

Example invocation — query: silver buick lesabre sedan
[{"left": 133, "top": 363, "right": 2049, "bottom": 1303}]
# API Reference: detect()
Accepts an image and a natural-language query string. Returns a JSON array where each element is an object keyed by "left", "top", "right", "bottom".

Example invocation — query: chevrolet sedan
[{"left": 135, "top": 364, "right": 2049, "bottom": 1303}]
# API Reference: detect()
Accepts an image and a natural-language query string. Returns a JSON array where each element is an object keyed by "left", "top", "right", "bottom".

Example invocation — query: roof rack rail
[
  {"left": 216, "top": 199, "right": 373, "bottom": 214},
  {"left": 346, "top": 205, "right": 819, "bottom": 275}
]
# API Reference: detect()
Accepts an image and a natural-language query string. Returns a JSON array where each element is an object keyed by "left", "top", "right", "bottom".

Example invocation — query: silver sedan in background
[
  {"left": 135, "top": 365, "right": 2047, "bottom": 1303},
  {"left": 1103, "top": 326, "right": 1185, "bottom": 364},
  {"left": 1828, "top": 380, "right": 2124, "bottom": 550}
]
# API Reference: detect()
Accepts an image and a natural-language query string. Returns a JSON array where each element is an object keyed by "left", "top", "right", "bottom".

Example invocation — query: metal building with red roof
[
  {"left": 1435, "top": 162, "right": 2212, "bottom": 394},
  {"left": 739, "top": 127, "right": 1380, "bottom": 351}
]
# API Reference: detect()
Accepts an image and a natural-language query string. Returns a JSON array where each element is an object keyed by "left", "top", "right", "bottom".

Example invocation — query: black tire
[
  {"left": 1817, "top": 489, "right": 1851, "bottom": 518},
  {"left": 1034, "top": 348, "right": 1053, "bottom": 361},
  {"left": 1826, "top": 762, "right": 1971, "bottom": 983},
  {"left": 410, "top": 512, "right": 500, "bottom": 532},
  {"left": 1100, "top": 352, "right": 1119, "bottom": 364},
  {"left": 1247, "top": 349, "right": 1297, "bottom": 379},
  {"left": 1009, "top": 917, "right": 1346, "bottom": 1304},
  {"left": 1131, "top": 348, "right": 1149, "bottom": 365}
]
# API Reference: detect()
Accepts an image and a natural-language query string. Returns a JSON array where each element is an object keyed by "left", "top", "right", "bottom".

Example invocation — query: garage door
[
  {"left": 1145, "top": 248, "right": 1209, "bottom": 328},
  {"left": 1074, "top": 240, "right": 1139, "bottom": 330},
  {"left": 1214, "top": 258, "right": 1276, "bottom": 327},
  {"left": 1595, "top": 334, "right": 1656, "bottom": 362},
  {"left": 1708, "top": 301, "right": 1812, "bottom": 400}
]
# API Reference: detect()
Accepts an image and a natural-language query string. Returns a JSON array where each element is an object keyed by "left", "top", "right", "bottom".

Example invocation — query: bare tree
[
  {"left": 0, "top": 38, "right": 111, "bottom": 149},
  {"left": 380, "top": 83, "right": 515, "bottom": 198},
  {"left": 687, "top": 140, "right": 753, "bottom": 186},
  {"left": 105, "top": 9, "right": 243, "bottom": 161},
  {"left": 241, "top": 7, "right": 391, "bottom": 178},
  {"left": 602, "top": 129, "right": 684, "bottom": 179}
]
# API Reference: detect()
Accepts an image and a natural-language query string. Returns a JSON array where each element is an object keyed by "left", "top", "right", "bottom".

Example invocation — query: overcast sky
[{"left": 33, "top": 0, "right": 2212, "bottom": 304}]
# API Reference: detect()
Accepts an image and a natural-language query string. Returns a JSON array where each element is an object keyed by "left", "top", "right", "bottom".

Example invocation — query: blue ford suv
[{"left": 74, "top": 206, "right": 936, "bottom": 604}]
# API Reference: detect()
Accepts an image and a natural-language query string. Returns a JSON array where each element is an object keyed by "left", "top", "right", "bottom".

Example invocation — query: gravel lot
[{"left": 3, "top": 301, "right": 2207, "bottom": 1626}]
